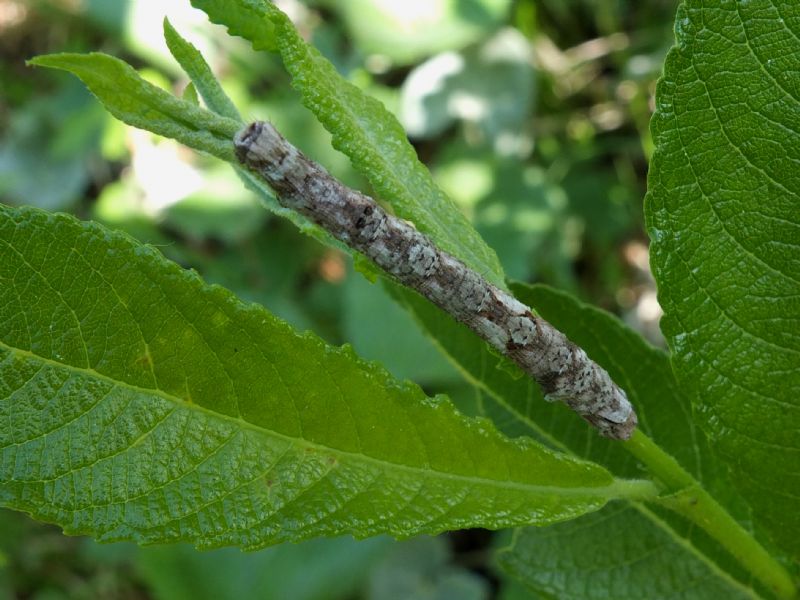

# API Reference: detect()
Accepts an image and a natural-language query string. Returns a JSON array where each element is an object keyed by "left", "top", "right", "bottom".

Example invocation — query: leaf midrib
[{"left": 1, "top": 340, "right": 628, "bottom": 500}]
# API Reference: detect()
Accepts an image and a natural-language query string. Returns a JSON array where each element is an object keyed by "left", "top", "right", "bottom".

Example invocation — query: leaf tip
[
  {"left": 26, "top": 54, "right": 58, "bottom": 69},
  {"left": 162, "top": 15, "right": 180, "bottom": 46}
]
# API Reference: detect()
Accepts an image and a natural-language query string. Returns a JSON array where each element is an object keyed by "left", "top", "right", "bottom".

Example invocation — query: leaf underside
[
  {"left": 645, "top": 0, "right": 800, "bottom": 560},
  {"left": 0, "top": 205, "right": 618, "bottom": 550}
]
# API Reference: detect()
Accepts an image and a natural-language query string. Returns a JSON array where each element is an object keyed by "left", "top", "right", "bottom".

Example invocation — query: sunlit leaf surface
[{"left": 0, "top": 206, "right": 628, "bottom": 549}]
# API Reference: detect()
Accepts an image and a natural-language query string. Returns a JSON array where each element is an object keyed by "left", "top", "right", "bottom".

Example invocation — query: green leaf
[
  {"left": 162, "top": 18, "right": 242, "bottom": 122},
  {"left": 499, "top": 505, "right": 758, "bottom": 600},
  {"left": 0, "top": 205, "right": 649, "bottom": 549},
  {"left": 190, "top": 0, "right": 278, "bottom": 52},
  {"left": 342, "top": 274, "right": 460, "bottom": 385},
  {"left": 30, "top": 50, "right": 349, "bottom": 257},
  {"left": 190, "top": 0, "right": 508, "bottom": 290},
  {"left": 645, "top": 0, "right": 800, "bottom": 560},
  {"left": 393, "top": 282, "right": 770, "bottom": 598},
  {"left": 159, "top": 15, "right": 336, "bottom": 249},
  {"left": 28, "top": 53, "right": 240, "bottom": 162}
]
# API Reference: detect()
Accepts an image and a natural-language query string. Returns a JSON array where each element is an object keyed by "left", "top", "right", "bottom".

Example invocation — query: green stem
[
  {"left": 624, "top": 429, "right": 797, "bottom": 600},
  {"left": 608, "top": 477, "right": 661, "bottom": 502}
]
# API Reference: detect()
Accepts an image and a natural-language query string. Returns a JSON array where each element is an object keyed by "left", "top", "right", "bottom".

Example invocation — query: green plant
[{"left": 1, "top": 1, "right": 797, "bottom": 598}]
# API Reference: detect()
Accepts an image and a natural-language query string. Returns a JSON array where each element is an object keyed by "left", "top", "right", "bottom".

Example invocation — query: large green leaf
[
  {"left": 393, "top": 282, "right": 774, "bottom": 598},
  {"left": 645, "top": 0, "right": 800, "bottom": 559},
  {"left": 0, "top": 206, "right": 653, "bottom": 549},
  {"left": 190, "top": 0, "right": 508, "bottom": 290}
]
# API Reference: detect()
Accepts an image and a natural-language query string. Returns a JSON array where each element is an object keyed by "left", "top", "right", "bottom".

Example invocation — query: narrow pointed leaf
[
  {"left": 158, "top": 16, "right": 340, "bottom": 249},
  {"left": 28, "top": 53, "right": 240, "bottom": 162},
  {"left": 162, "top": 18, "right": 242, "bottom": 122},
  {"left": 0, "top": 206, "right": 645, "bottom": 550},
  {"left": 190, "top": 0, "right": 508, "bottom": 290},
  {"left": 30, "top": 51, "right": 347, "bottom": 254},
  {"left": 645, "top": 0, "right": 800, "bottom": 559},
  {"left": 189, "top": 0, "right": 277, "bottom": 52}
]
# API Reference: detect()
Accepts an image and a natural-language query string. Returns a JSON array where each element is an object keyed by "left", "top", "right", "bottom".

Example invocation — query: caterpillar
[{"left": 235, "top": 121, "right": 637, "bottom": 440}]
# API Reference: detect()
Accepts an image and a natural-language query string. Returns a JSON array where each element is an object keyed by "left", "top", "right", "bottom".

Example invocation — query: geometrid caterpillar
[{"left": 235, "top": 121, "right": 638, "bottom": 440}]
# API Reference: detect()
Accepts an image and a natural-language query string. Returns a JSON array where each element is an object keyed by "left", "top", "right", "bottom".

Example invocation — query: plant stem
[
  {"left": 608, "top": 477, "right": 661, "bottom": 502},
  {"left": 624, "top": 430, "right": 797, "bottom": 600}
]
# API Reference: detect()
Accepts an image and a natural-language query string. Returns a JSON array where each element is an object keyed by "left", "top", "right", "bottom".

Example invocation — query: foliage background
[{"left": 0, "top": 0, "right": 677, "bottom": 597}]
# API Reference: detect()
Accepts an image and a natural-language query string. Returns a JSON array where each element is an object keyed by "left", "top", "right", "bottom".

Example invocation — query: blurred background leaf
[
  {"left": 134, "top": 537, "right": 393, "bottom": 600},
  {"left": 321, "top": 0, "right": 512, "bottom": 66},
  {"left": 367, "top": 536, "right": 490, "bottom": 600},
  {"left": 0, "top": 0, "right": 679, "bottom": 596},
  {"left": 0, "top": 80, "right": 107, "bottom": 211}
]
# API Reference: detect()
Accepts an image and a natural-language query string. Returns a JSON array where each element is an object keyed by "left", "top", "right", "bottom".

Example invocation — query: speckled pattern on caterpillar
[{"left": 235, "top": 121, "right": 637, "bottom": 440}]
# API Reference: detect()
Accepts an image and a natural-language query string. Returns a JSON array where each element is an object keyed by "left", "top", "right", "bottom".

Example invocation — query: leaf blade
[
  {"left": 162, "top": 17, "right": 242, "bottom": 122},
  {"left": 28, "top": 53, "right": 240, "bottom": 162},
  {"left": 645, "top": 0, "right": 800, "bottom": 559},
  {"left": 0, "top": 206, "right": 635, "bottom": 549},
  {"left": 189, "top": 0, "right": 278, "bottom": 52},
  {"left": 499, "top": 505, "right": 760, "bottom": 600}
]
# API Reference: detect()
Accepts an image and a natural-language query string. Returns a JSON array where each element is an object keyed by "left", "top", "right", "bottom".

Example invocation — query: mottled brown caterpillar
[{"left": 234, "top": 121, "right": 637, "bottom": 440}]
